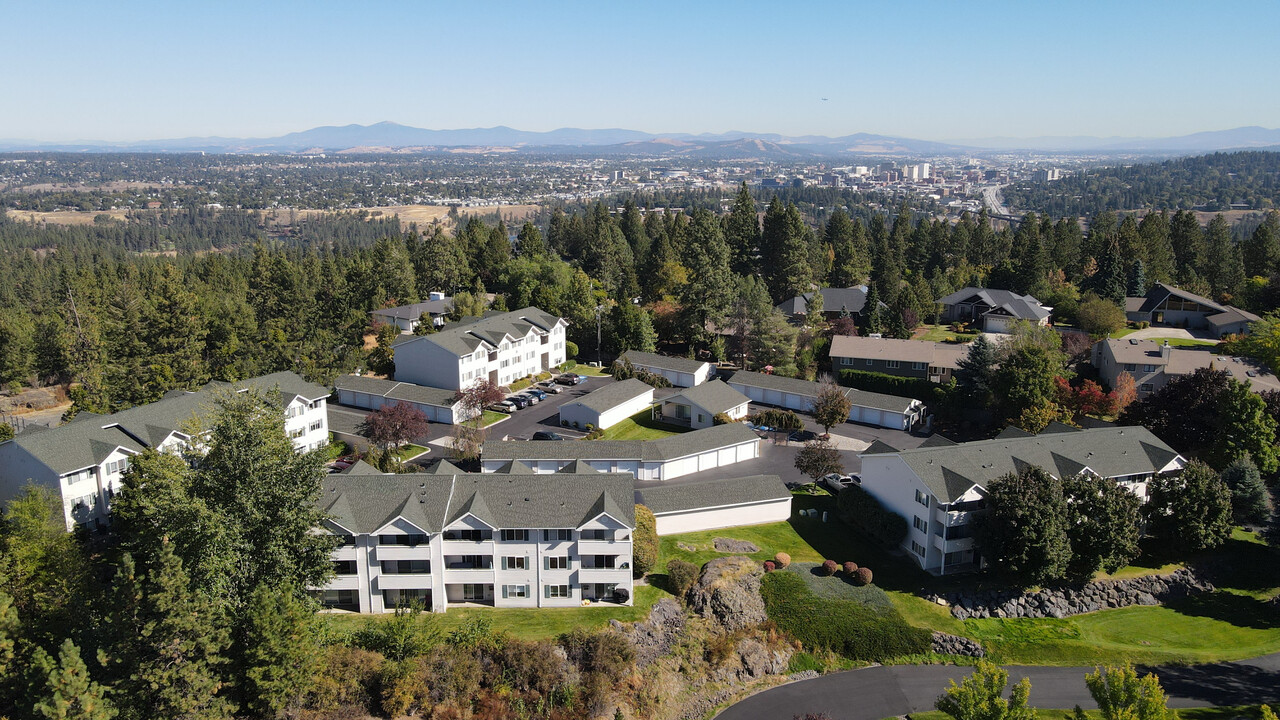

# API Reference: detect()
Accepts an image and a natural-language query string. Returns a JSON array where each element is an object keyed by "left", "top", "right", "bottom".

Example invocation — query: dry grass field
[
  {"left": 9, "top": 204, "right": 541, "bottom": 230},
  {"left": 6, "top": 209, "right": 130, "bottom": 225}
]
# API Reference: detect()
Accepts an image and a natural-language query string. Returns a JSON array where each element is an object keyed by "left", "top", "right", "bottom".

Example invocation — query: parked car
[
  {"left": 537, "top": 381, "right": 562, "bottom": 394},
  {"left": 488, "top": 401, "right": 517, "bottom": 414},
  {"left": 555, "top": 373, "right": 586, "bottom": 385},
  {"left": 525, "top": 388, "right": 547, "bottom": 401},
  {"left": 820, "top": 473, "right": 857, "bottom": 493},
  {"left": 531, "top": 431, "right": 564, "bottom": 441},
  {"left": 508, "top": 395, "right": 531, "bottom": 410},
  {"left": 519, "top": 392, "right": 540, "bottom": 405}
]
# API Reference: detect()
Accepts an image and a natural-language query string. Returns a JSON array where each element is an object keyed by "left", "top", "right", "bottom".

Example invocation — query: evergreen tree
[
  {"left": 240, "top": 585, "right": 318, "bottom": 719},
  {"left": 515, "top": 221, "right": 546, "bottom": 259},
  {"left": 1063, "top": 474, "right": 1141, "bottom": 580},
  {"left": 761, "top": 200, "right": 813, "bottom": 301},
  {"left": 619, "top": 200, "right": 650, "bottom": 268},
  {"left": 723, "top": 182, "right": 760, "bottom": 275},
  {"left": 1220, "top": 454, "right": 1271, "bottom": 524},
  {"left": 605, "top": 302, "right": 657, "bottom": 354},
  {"left": 1169, "top": 210, "right": 1205, "bottom": 282},
  {"left": 1138, "top": 211, "right": 1176, "bottom": 286},
  {"left": 0, "top": 590, "right": 16, "bottom": 692},
  {"left": 826, "top": 209, "right": 868, "bottom": 287},
  {"left": 31, "top": 639, "right": 115, "bottom": 720},
  {"left": 1126, "top": 259, "right": 1146, "bottom": 298},
  {"left": 676, "top": 209, "right": 734, "bottom": 345},
  {"left": 976, "top": 466, "right": 1071, "bottom": 585},
  {"left": 1243, "top": 212, "right": 1280, "bottom": 277},
  {"left": 1088, "top": 239, "right": 1127, "bottom": 304},
  {"left": 1203, "top": 214, "right": 1244, "bottom": 297},
  {"left": 1010, "top": 213, "right": 1047, "bottom": 294}
]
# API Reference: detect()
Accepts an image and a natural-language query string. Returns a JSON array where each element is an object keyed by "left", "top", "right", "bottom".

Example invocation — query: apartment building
[
  {"left": 315, "top": 462, "right": 635, "bottom": 613},
  {"left": 829, "top": 336, "right": 969, "bottom": 383},
  {"left": 859, "top": 426, "right": 1185, "bottom": 575},
  {"left": 391, "top": 307, "right": 568, "bottom": 391},
  {"left": 1092, "top": 338, "right": 1280, "bottom": 396},
  {"left": 0, "top": 372, "right": 329, "bottom": 530}
]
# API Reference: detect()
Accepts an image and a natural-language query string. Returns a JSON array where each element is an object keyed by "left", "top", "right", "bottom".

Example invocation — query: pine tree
[
  {"left": 677, "top": 209, "right": 734, "bottom": 345},
  {"left": 826, "top": 209, "right": 867, "bottom": 287},
  {"left": 1203, "top": 214, "right": 1244, "bottom": 297},
  {"left": 1138, "top": 211, "right": 1176, "bottom": 286},
  {"left": 1220, "top": 454, "right": 1271, "bottom": 524},
  {"left": 761, "top": 200, "right": 812, "bottom": 301},
  {"left": 1126, "top": 259, "right": 1146, "bottom": 297},
  {"left": 619, "top": 199, "right": 650, "bottom": 268},
  {"left": 0, "top": 590, "right": 16, "bottom": 685},
  {"left": 31, "top": 639, "right": 115, "bottom": 720},
  {"left": 240, "top": 585, "right": 319, "bottom": 718},
  {"left": 515, "top": 221, "right": 546, "bottom": 259},
  {"left": 723, "top": 182, "right": 760, "bottom": 275},
  {"left": 1169, "top": 210, "right": 1205, "bottom": 282},
  {"left": 1242, "top": 211, "right": 1280, "bottom": 277}
]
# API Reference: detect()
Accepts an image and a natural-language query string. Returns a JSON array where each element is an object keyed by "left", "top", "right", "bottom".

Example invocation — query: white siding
[{"left": 654, "top": 498, "right": 792, "bottom": 535}]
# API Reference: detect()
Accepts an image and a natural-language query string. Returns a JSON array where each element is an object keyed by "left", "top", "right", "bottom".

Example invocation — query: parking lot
[{"left": 484, "top": 374, "right": 622, "bottom": 440}]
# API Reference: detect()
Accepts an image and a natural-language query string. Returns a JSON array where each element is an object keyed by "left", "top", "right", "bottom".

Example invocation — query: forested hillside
[{"left": 1004, "top": 151, "right": 1280, "bottom": 216}]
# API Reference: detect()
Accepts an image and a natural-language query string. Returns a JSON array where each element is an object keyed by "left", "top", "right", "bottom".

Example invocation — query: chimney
[
  {"left": 1162, "top": 340, "right": 1171, "bottom": 360},
  {"left": 429, "top": 291, "right": 446, "bottom": 301}
]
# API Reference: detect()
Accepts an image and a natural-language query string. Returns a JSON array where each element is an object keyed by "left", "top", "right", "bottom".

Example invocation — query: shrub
[
  {"left": 712, "top": 412, "right": 734, "bottom": 425},
  {"left": 837, "top": 368, "right": 952, "bottom": 404},
  {"left": 585, "top": 423, "right": 595, "bottom": 433},
  {"left": 307, "top": 645, "right": 384, "bottom": 713},
  {"left": 836, "top": 484, "right": 909, "bottom": 547},
  {"left": 509, "top": 376, "right": 533, "bottom": 391},
  {"left": 749, "top": 408, "right": 803, "bottom": 431},
  {"left": 632, "top": 505, "right": 659, "bottom": 577},
  {"left": 842, "top": 561, "right": 858, "bottom": 576},
  {"left": 854, "top": 567, "right": 873, "bottom": 586},
  {"left": 763, "top": 560, "right": 776, "bottom": 572},
  {"left": 665, "top": 559, "right": 699, "bottom": 597},
  {"left": 760, "top": 572, "right": 930, "bottom": 662},
  {"left": 565, "top": 341, "right": 579, "bottom": 359},
  {"left": 774, "top": 552, "right": 791, "bottom": 569},
  {"left": 819, "top": 560, "right": 837, "bottom": 576}
]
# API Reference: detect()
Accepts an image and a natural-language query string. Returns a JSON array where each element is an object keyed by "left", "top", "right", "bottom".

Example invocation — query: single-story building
[
  {"left": 481, "top": 422, "right": 762, "bottom": 482},
  {"left": 775, "top": 286, "right": 876, "bottom": 323},
  {"left": 370, "top": 292, "right": 454, "bottom": 333},
  {"left": 558, "top": 378, "right": 655, "bottom": 430},
  {"left": 829, "top": 335, "right": 969, "bottom": 383},
  {"left": 618, "top": 350, "right": 714, "bottom": 387},
  {"left": 1124, "top": 283, "right": 1260, "bottom": 337},
  {"left": 636, "top": 475, "right": 792, "bottom": 535},
  {"left": 725, "top": 370, "right": 926, "bottom": 430},
  {"left": 936, "top": 287, "right": 1051, "bottom": 333},
  {"left": 659, "top": 380, "right": 750, "bottom": 429},
  {"left": 334, "top": 374, "right": 472, "bottom": 424}
]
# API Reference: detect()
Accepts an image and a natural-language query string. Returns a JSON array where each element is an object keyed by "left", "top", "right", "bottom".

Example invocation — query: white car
[{"left": 820, "top": 473, "right": 858, "bottom": 493}]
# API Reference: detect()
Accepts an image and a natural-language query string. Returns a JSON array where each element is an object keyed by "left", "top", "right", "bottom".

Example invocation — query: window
[
  {"left": 382, "top": 588, "right": 430, "bottom": 608},
  {"left": 544, "top": 584, "right": 570, "bottom": 599},
  {"left": 913, "top": 515, "right": 927, "bottom": 532},
  {"left": 865, "top": 358, "right": 873, "bottom": 365},
  {"left": 309, "top": 421, "right": 323, "bottom": 432},
  {"left": 543, "top": 529, "right": 572, "bottom": 542},
  {"left": 502, "top": 584, "right": 528, "bottom": 599},
  {"left": 911, "top": 541, "right": 926, "bottom": 557},
  {"left": 445, "top": 529, "right": 489, "bottom": 542},
  {"left": 580, "top": 529, "right": 611, "bottom": 541},
  {"left": 378, "top": 534, "right": 428, "bottom": 546},
  {"left": 914, "top": 489, "right": 929, "bottom": 507},
  {"left": 1140, "top": 383, "right": 1154, "bottom": 392},
  {"left": 840, "top": 357, "right": 852, "bottom": 365},
  {"left": 289, "top": 428, "right": 304, "bottom": 439},
  {"left": 319, "top": 589, "right": 358, "bottom": 609},
  {"left": 105, "top": 458, "right": 131, "bottom": 475},
  {"left": 381, "top": 560, "right": 430, "bottom": 574},
  {"left": 501, "top": 556, "right": 528, "bottom": 570},
  {"left": 334, "top": 534, "right": 355, "bottom": 547},
  {"left": 886, "top": 360, "right": 900, "bottom": 369},
  {"left": 911, "top": 362, "right": 926, "bottom": 370},
  {"left": 333, "top": 560, "right": 358, "bottom": 575},
  {"left": 501, "top": 529, "right": 529, "bottom": 542},
  {"left": 1123, "top": 363, "right": 1137, "bottom": 372},
  {"left": 461, "top": 584, "right": 487, "bottom": 601},
  {"left": 545, "top": 556, "right": 570, "bottom": 570},
  {"left": 1143, "top": 364, "right": 1157, "bottom": 373}
]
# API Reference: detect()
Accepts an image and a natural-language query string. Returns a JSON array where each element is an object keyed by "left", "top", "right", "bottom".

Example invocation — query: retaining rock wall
[{"left": 927, "top": 568, "right": 1212, "bottom": 620}]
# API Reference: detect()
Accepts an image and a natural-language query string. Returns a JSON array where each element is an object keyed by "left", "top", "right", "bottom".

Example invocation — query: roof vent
[
  {"left": 420, "top": 483, "right": 426, "bottom": 488},
  {"left": 524, "top": 497, "right": 530, "bottom": 502},
  {"left": 1129, "top": 339, "right": 1138, "bottom": 345}
]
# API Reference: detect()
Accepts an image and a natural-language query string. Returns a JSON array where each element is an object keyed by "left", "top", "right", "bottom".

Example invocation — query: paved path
[{"left": 716, "top": 653, "right": 1280, "bottom": 720}]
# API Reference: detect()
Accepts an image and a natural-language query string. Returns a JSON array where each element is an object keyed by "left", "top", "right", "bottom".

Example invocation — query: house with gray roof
[
  {"left": 659, "top": 380, "right": 750, "bottom": 429},
  {"left": 858, "top": 425, "right": 1185, "bottom": 575},
  {"left": 334, "top": 374, "right": 471, "bottom": 424},
  {"left": 316, "top": 463, "right": 635, "bottom": 613},
  {"left": 618, "top": 350, "right": 713, "bottom": 387},
  {"left": 1092, "top": 337, "right": 1280, "bottom": 396},
  {"left": 775, "top": 286, "right": 877, "bottom": 322},
  {"left": 830, "top": 335, "right": 970, "bottom": 383},
  {"left": 725, "top": 370, "right": 926, "bottom": 430},
  {"left": 480, "top": 422, "right": 762, "bottom": 481},
  {"left": 636, "top": 474, "right": 792, "bottom": 535},
  {"left": 937, "top": 287, "right": 1052, "bottom": 333},
  {"left": 1124, "top": 283, "right": 1260, "bottom": 337},
  {"left": 370, "top": 292, "right": 454, "bottom": 333},
  {"left": 558, "top": 378, "right": 654, "bottom": 430},
  {"left": 390, "top": 306, "right": 568, "bottom": 391},
  {"left": 0, "top": 371, "right": 330, "bottom": 530}
]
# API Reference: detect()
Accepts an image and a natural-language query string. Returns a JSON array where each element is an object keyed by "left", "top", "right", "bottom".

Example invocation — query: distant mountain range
[{"left": 2, "top": 121, "right": 1278, "bottom": 157}]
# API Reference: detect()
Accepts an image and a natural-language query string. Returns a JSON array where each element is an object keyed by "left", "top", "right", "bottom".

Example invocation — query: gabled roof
[
  {"left": 482, "top": 423, "right": 760, "bottom": 464},
  {"left": 828, "top": 335, "right": 969, "bottom": 369},
  {"left": 776, "top": 286, "right": 872, "bottom": 317},
  {"left": 563, "top": 378, "right": 654, "bottom": 414},
  {"left": 637, "top": 475, "right": 790, "bottom": 514},
  {"left": 725, "top": 370, "right": 921, "bottom": 413},
  {"left": 884, "top": 426, "right": 1184, "bottom": 503},
  {"left": 665, "top": 380, "right": 750, "bottom": 416},
  {"left": 919, "top": 434, "right": 957, "bottom": 447},
  {"left": 641, "top": 422, "right": 759, "bottom": 461},
  {"left": 1137, "top": 283, "right": 1227, "bottom": 315},
  {"left": 390, "top": 306, "right": 566, "bottom": 358},
  {"left": 618, "top": 350, "right": 710, "bottom": 375},
  {"left": 333, "top": 375, "right": 461, "bottom": 408},
  {"left": 1206, "top": 306, "right": 1262, "bottom": 327},
  {"left": 937, "top": 287, "right": 1051, "bottom": 321},
  {"left": 864, "top": 439, "right": 901, "bottom": 454},
  {"left": 370, "top": 296, "right": 454, "bottom": 321}
]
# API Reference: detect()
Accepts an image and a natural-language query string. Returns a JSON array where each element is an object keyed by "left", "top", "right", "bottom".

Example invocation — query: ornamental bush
[
  {"left": 632, "top": 505, "right": 659, "bottom": 577},
  {"left": 842, "top": 561, "right": 858, "bottom": 576},
  {"left": 665, "top": 559, "right": 699, "bottom": 598},
  {"left": 819, "top": 560, "right": 837, "bottom": 576},
  {"left": 774, "top": 552, "right": 791, "bottom": 569},
  {"left": 853, "top": 567, "right": 873, "bottom": 586},
  {"left": 763, "top": 560, "right": 776, "bottom": 573}
]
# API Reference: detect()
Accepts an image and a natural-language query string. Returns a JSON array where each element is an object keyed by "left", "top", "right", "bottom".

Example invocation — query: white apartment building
[
  {"left": 391, "top": 307, "right": 568, "bottom": 391},
  {"left": 315, "top": 462, "right": 635, "bottom": 613},
  {"left": 858, "top": 426, "right": 1185, "bottom": 575},
  {"left": 0, "top": 372, "right": 330, "bottom": 530}
]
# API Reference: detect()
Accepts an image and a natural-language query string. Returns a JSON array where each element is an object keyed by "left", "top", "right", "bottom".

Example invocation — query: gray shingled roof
[
  {"left": 776, "top": 286, "right": 871, "bottom": 317},
  {"left": 726, "top": 370, "right": 920, "bottom": 414},
  {"left": 665, "top": 380, "right": 749, "bottom": 416},
  {"left": 320, "top": 470, "right": 635, "bottom": 534},
  {"left": 370, "top": 297, "right": 454, "bottom": 321},
  {"left": 618, "top": 350, "right": 710, "bottom": 375},
  {"left": 937, "top": 287, "right": 1051, "bottom": 321},
  {"left": 562, "top": 378, "right": 654, "bottom": 414},
  {"left": 1137, "top": 283, "right": 1226, "bottom": 315},
  {"left": 334, "top": 375, "right": 460, "bottom": 408},
  {"left": 886, "top": 426, "right": 1183, "bottom": 503},
  {"left": 390, "top": 307, "right": 565, "bottom": 358},
  {"left": 482, "top": 422, "right": 760, "bottom": 463},
  {"left": 637, "top": 475, "right": 790, "bottom": 514},
  {"left": 642, "top": 422, "right": 759, "bottom": 461}
]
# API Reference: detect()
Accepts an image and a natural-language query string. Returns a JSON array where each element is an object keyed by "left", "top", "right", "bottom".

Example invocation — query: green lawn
[
  {"left": 390, "top": 443, "right": 429, "bottom": 461},
  {"left": 593, "top": 407, "right": 688, "bottom": 441},
  {"left": 1109, "top": 326, "right": 1139, "bottom": 338},
  {"left": 913, "top": 324, "right": 978, "bottom": 343},
  {"left": 480, "top": 410, "right": 508, "bottom": 428},
  {"left": 1149, "top": 337, "right": 1219, "bottom": 348},
  {"left": 570, "top": 364, "right": 611, "bottom": 377},
  {"left": 323, "top": 585, "right": 665, "bottom": 641}
]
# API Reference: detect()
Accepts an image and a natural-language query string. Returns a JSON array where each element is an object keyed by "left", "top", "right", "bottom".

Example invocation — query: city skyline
[{"left": 4, "top": 0, "right": 1278, "bottom": 143}]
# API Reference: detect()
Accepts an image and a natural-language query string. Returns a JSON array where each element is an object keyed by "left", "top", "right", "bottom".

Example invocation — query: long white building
[
  {"left": 316, "top": 461, "right": 635, "bottom": 613},
  {"left": 0, "top": 372, "right": 330, "bottom": 530},
  {"left": 391, "top": 307, "right": 569, "bottom": 391},
  {"left": 858, "top": 426, "right": 1185, "bottom": 575}
]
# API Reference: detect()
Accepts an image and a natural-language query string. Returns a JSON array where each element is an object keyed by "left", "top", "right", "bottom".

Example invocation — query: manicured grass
[
  {"left": 593, "top": 407, "right": 688, "bottom": 441},
  {"left": 784, "top": 563, "right": 894, "bottom": 609},
  {"left": 1150, "top": 336, "right": 1219, "bottom": 348},
  {"left": 323, "top": 585, "right": 666, "bottom": 642},
  {"left": 390, "top": 443, "right": 429, "bottom": 461},
  {"left": 914, "top": 324, "right": 978, "bottom": 343},
  {"left": 569, "top": 364, "right": 611, "bottom": 377},
  {"left": 1109, "top": 326, "right": 1138, "bottom": 338},
  {"left": 480, "top": 411, "right": 508, "bottom": 427},
  {"left": 908, "top": 708, "right": 1262, "bottom": 720}
]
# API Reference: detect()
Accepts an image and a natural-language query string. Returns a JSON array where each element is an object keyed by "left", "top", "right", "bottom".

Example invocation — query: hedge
[
  {"left": 837, "top": 369, "right": 952, "bottom": 404},
  {"left": 749, "top": 408, "right": 803, "bottom": 431},
  {"left": 760, "top": 571, "right": 930, "bottom": 661},
  {"left": 836, "top": 484, "right": 908, "bottom": 547}
]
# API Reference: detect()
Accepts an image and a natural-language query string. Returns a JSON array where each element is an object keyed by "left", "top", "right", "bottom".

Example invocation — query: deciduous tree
[
  {"left": 362, "top": 402, "right": 429, "bottom": 450},
  {"left": 794, "top": 438, "right": 844, "bottom": 480},
  {"left": 1063, "top": 474, "right": 1141, "bottom": 580},
  {"left": 1144, "top": 459, "right": 1232, "bottom": 554},
  {"left": 1074, "top": 665, "right": 1173, "bottom": 720},
  {"left": 976, "top": 466, "right": 1071, "bottom": 585},
  {"left": 936, "top": 660, "right": 1036, "bottom": 720},
  {"left": 809, "top": 381, "right": 852, "bottom": 436}
]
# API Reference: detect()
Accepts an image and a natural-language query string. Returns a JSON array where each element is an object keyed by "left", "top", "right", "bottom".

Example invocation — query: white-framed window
[
  {"left": 501, "top": 529, "right": 529, "bottom": 542},
  {"left": 886, "top": 360, "right": 901, "bottom": 369},
  {"left": 840, "top": 357, "right": 852, "bottom": 365},
  {"left": 913, "top": 515, "right": 927, "bottom": 532},
  {"left": 911, "top": 541, "right": 926, "bottom": 557},
  {"left": 289, "top": 428, "right": 304, "bottom": 439},
  {"left": 543, "top": 529, "right": 572, "bottom": 542},
  {"left": 502, "top": 584, "right": 528, "bottom": 599},
  {"left": 1124, "top": 363, "right": 1137, "bottom": 372},
  {"left": 105, "top": 458, "right": 131, "bottom": 475},
  {"left": 865, "top": 359, "right": 873, "bottom": 365},
  {"left": 1143, "top": 364, "right": 1157, "bottom": 373},
  {"left": 501, "top": 556, "right": 527, "bottom": 570},
  {"left": 914, "top": 489, "right": 929, "bottom": 507},
  {"left": 545, "top": 556, "right": 569, "bottom": 570},
  {"left": 544, "top": 584, "right": 570, "bottom": 599},
  {"left": 309, "top": 421, "right": 323, "bottom": 432},
  {"left": 911, "top": 362, "right": 926, "bottom": 370}
]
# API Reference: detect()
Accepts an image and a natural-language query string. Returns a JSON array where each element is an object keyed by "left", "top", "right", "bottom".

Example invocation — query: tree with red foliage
[
  {"left": 363, "top": 402, "right": 429, "bottom": 449},
  {"left": 1107, "top": 373, "right": 1137, "bottom": 416},
  {"left": 1054, "top": 377, "right": 1115, "bottom": 418},
  {"left": 451, "top": 379, "right": 508, "bottom": 462},
  {"left": 828, "top": 315, "right": 859, "bottom": 338},
  {"left": 453, "top": 379, "right": 506, "bottom": 417}
]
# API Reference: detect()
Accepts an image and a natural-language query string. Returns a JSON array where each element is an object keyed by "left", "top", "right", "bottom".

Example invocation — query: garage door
[
  {"left": 697, "top": 451, "right": 716, "bottom": 471},
  {"left": 736, "top": 442, "right": 757, "bottom": 462},
  {"left": 666, "top": 457, "right": 699, "bottom": 480},
  {"left": 784, "top": 393, "right": 808, "bottom": 411},
  {"left": 717, "top": 447, "right": 736, "bottom": 465},
  {"left": 676, "top": 372, "right": 693, "bottom": 387},
  {"left": 861, "top": 408, "right": 881, "bottom": 427}
]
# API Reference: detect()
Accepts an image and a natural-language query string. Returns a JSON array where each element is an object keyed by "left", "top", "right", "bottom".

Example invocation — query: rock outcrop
[
  {"left": 928, "top": 568, "right": 1212, "bottom": 620},
  {"left": 611, "top": 598, "right": 686, "bottom": 667},
  {"left": 713, "top": 537, "right": 761, "bottom": 553},
  {"left": 931, "top": 631, "right": 985, "bottom": 657},
  {"left": 687, "top": 555, "right": 767, "bottom": 632}
]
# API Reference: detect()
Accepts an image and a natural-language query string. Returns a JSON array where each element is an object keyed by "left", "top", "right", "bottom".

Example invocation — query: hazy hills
[{"left": 2, "top": 121, "right": 1278, "bottom": 157}]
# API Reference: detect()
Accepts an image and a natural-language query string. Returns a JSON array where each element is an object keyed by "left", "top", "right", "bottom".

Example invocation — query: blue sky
[{"left": 4, "top": 0, "right": 1277, "bottom": 142}]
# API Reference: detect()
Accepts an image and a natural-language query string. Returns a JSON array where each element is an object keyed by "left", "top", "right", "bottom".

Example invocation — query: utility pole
[{"left": 595, "top": 304, "right": 605, "bottom": 366}]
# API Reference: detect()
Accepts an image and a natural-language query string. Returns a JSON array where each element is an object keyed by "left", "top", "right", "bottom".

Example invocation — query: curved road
[{"left": 716, "top": 653, "right": 1280, "bottom": 720}]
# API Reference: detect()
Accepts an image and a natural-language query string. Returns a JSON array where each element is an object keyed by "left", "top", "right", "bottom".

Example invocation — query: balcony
[
  {"left": 376, "top": 545, "right": 432, "bottom": 561},
  {"left": 374, "top": 574, "right": 432, "bottom": 591},
  {"left": 578, "top": 537, "right": 630, "bottom": 554},
  {"left": 579, "top": 566, "right": 631, "bottom": 583},
  {"left": 440, "top": 539, "right": 495, "bottom": 555},
  {"left": 932, "top": 534, "right": 976, "bottom": 552},
  {"left": 934, "top": 509, "right": 971, "bottom": 527},
  {"left": 331, "top": 545, "right": 358, "bottom": 561},
  {"left": 321, "top": 574, "right": 361, "bottom": 591}
]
